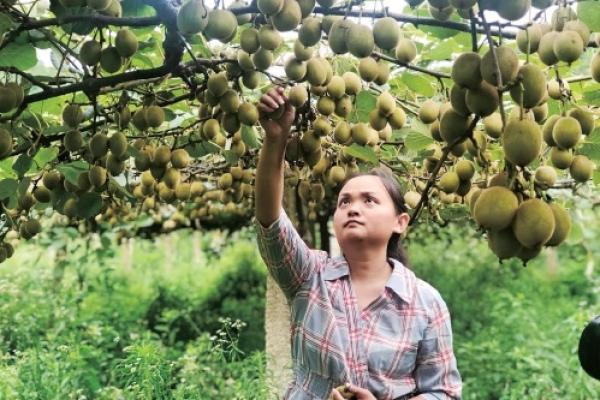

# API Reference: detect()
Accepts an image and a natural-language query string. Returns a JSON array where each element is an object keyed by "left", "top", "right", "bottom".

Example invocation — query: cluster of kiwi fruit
[{"left": 78, "top": 28, "right": 139, "bottom": 74}]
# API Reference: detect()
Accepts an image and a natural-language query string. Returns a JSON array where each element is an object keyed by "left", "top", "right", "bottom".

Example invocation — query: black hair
[{"left": 337, "top": 167, "right": 411, "bottom": 269}]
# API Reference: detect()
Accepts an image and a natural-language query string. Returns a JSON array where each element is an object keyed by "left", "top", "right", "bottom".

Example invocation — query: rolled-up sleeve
[
  {"left": 414, "top": 292, "right": 462, "bottom": 400},
  {"left": 255, "top": 209, "right": 323, "bottom": 302}
]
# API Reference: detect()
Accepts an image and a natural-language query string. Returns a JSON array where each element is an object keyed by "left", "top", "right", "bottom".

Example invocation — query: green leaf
[
  {"left": 17, "top": 177, "right": 30, "bottom": 196},
  {"left": 420, "top": 14, "right": 462, "bottom": 39},
  {"left": 578, "top": 1, "right": 600, "bottom": 33},
  {"left": 344, "top": 144, "right": 379, "bottom": 164},
  {"left": 108, "top": 176, "right": 135, "bottom": 200},
  {"left": 76, "top": 192, "right": 103, "bottom": 219},
  {"left": 186, "top": 141, "right": 221, "bottom": 158},
  {"left": 405, "top": 131, "right": 434, "bottom": 151},
  {"left": 57, "top": 161, "right": 89, "bottom": 185},
  {"left": 33, "top": 147, "right": 59, "bottom": 169},
  {"left": 0, "top": 42, "right": 37, "bottom": 70},
  {"left": 0, "top": 13, "right": 13, "bottom": 36},
  {"left": 0, "top": 158, "right": 17, "bottom": 179},
  {"left": 353, "top": 91, "right": 377, "bottom": 123},
  {"left": 241, "top": 125, "right": 260, "bottom": 149},
  {"left": 13, "top": 154, "right": 33, "bottom": 177},
  {"left": 579, "top": 142, "right": 600, "bottom": 162},
  {"left": 0, "top": 179, "right": 18, "bottom": 200},
  {"left": 222, "top": 150, "right": 240, "bottom": 166},
  {"left": 401, "top": 73, "right": 435, "bottom": 97},
  {"left": 424, "top": 39, "right": 456, "bottom": 61},
  {"left": 439, "top": 204, "right": 470, "bottom": 222}
]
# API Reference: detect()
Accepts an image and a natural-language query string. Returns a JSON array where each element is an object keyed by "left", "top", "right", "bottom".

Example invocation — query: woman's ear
[{"left": 393, "top": 212, "right": 410, "bottom": 234}]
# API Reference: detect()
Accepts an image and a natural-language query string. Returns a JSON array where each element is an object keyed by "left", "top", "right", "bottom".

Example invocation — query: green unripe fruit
[
  {"left": 108, "top": 132, "right": 128, "bottom": 158},
  {"left": 288, "top": 85, "right": 308, "bottom": 107},
  {"left": 106, "top": 153, "right": 125, "bottom": 175},
  {"left": 563, "top": 20, "right": 590, "bottom": 45},
  {"left": 115, "top": 29, "right": 138, "bottom": 58},
  {"left": 439, "top": 171, "right": 460, "bottom": 193},
  {"left": 553, "top": 30, "right": 584, "bottom": 63},
  {"left": 271, "top": 0, "right": 302, "bottom": 32},
  {"left": 455, "top": 159, "right": 475, "bottom": 181},
  {"left": 373, "top": 17, "right": 400, "bottom": 50},
  {"left": 293, "top": 40, "right": 314, "bottom": 61},
  {"left": 552, "top": 116, "right": 582, "bottom": 149},
  {"left": 509, "top": 64, "right": 547, "bottom": 109},
  {"left": 503, "top": 118, "right": 542, "bottom": 167},
  {"left": 351, "top": 123, "right": 371, "bottom": 146},
  {"left": 177, "top": 0, "right": 209, "bottom": 35},
  {"left": 347, "top": 24, "right": 375, "bottom": 58},
  {"left": 218, "top": 173, "right": 233, "bottom": 190},
  {"left": 202, "top": 119, "right": 220, "bottom": 140},
  {"left": 238, "top": 102, "right": 259, "bottom": 126},
  {"left": 170, "top": 149, "right": 190, "bottom": 169},
  {"left": 328, "top": 165, "right": 346, "bottom": 185},
  {"left": 89, "top": 165, "right": 107, "bottom": 188},
  {"left": 546, "top": 203, "right": 571, "bottom": 247},
  {"left": 162, "top": 167, "right": 180, "bottom": 189},
  {"left": 284, "top": 58, "right": 306, "bottom": 81},
  {"left": 327, "top": 76, "right": 346, "bottom": 99},
  {"left": 487, "top": 228, "right": 521, "bottom": 260},
  {"left": 89, "top": 132, "right": 109, "bottom": 159},
  {"left": 473, "top": 186, "right": 519, "bottom": 231},
  {"left": 145, "top": 105, "right": 165, "bottom": 128},
  {"left": 516, "top": 25, "right": 542, "bottom": 54},
  {"left": 451, "top": 52, "right": 482, "bottom": 89},
  {"left": 534, "top": 165, "right": 557, "bottom": 189},
  {"left": 240, "top": 28, "right": 260, "bottom": 54},
  {"left": 418, "top": 100, "right": 439, "bottom": 124},
  {"left": 220, "top": 90, "right": 240, "bottom": 114},
  {"left": 317, "top": 96, "right": 335, "bottom": 116},
  {"left": 343, "top": 72, "right": 361, "bottom": 95},
  {"left": 64, "top": 130, "right": 84, "bottom": 152},
  {"left": 153, "top": 145, "right": 171, "bottom": 166},
  {"left": 132, "top": 108, "right": 148, "bottom": 131},
  {"left": 298, "top": 17, "right": 322, "bottom": 47},
  {"left": 79, "top": 40, "right": 102, "bottom": 66},
  {"left": 483, "top": 113, "right": 503, "bottom": 139},
  {"left": 204, "top": 10, "right": 238, "bottom": 42},
  {"left": 439, "top": 108, "right": 470, "bottom": 143},
  {"left": 542, "top": 114, "right": 559, "bottom": 146},
  {"left": 538, "top": 31, "right": 559, "bottom": 66},
  {"left": 376, "top": 92, "right": 396, "bottom": 117},
  {"left": 328, "top": 19, "right": 352, "bottom": 54},
  {"left": 358, "top": 57, "right": 379, "bottom": 82},
  {"left": 369, "top": 109, "right": 388, "bottom": 131},
  {"left": 33, "top": 186, "right": 51, "bottom": 203},
  {"left": 175, "top": 183, "right": 191, "bottom": 201},
  {"left": 306, "top": 58, "right": 327, "bottom": 86},
  {"left": 465, "top": 81, "right": 499, "bottom": 117},
  {"left": 252, "top": 48, "right": 273, "bottom": 71},
  {"left": 100, "top": 47, "right": 122, "bottom": 73},
  {"left": 334, "top": 121, "right": 352, "bottom": 144},
  {"left": 257, "top": 0, "right": 284, "bottom": 15},
  {"left": 207, "top": 72, "right": 229, "bottom": 97},
  {"left": 567, "top": 107, "right": 594, "bottom": 136},
  {"left": 62, "top": 104, "right": 83, "bottom": 128},
  {"left": 496, "top": 0, "right": 530, "bottom": 21},
  {"left": 550, "top": 147, "right": 573, "bottom": 170},
  {"left": 388, "top": 108, "right": 406, "bottom": 129},
  {"left": 395, "top": 38, "right": 417, "bottom": 64},
  {"left": 569, "top": 155, "right": 594, "bottom": 183},
  {"left": 480, "top": 45, "right": 519, "bottom": 86},
  {"left": 258, "top": 25, "right": 282, "bottom": 50},
  {"left": 42, "top": 171, "right": 61, "bottom": 190},
  {"left": 512, "top": 199, "right": 555, "bottom": 249}
]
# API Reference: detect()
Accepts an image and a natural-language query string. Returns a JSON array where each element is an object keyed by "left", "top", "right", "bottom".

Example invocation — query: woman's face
[{"left": 333, "top": 175, "right": 408, "bottom": 251}]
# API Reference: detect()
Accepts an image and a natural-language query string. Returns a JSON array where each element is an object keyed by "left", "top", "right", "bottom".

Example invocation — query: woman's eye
[{"left": 365, "top": 197, "right": 374, "bottom": 203}]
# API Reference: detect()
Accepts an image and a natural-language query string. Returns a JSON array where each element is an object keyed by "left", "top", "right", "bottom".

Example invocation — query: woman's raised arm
[{"left": 255, "top": 86, "right": 295, "bottom": 227}]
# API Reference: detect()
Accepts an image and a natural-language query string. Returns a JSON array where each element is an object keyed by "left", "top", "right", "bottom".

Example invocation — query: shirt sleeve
[
  {"left": 413, "top": 292, "right": 462, "bottom": 400},
  {"left": 254, "top": 208, "right": 323, "bottom": 302}
]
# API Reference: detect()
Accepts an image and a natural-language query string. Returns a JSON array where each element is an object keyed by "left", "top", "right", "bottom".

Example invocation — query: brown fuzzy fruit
[
  {"left": 115, "top": 29, "right": 138, "bottom": 58},
  {"left": 502, "top": 118, "right": 542, "bottom": 167},
  {"left": 512, "top": 199, "right": 556, "bottom": 249},
  {"left": 546, "top": 203, "right": 571, "bottom": 246},
  {"left": 473, "top": 186, "right": 519, "bottom": 231},
  {"left": 509, "top": 64, "right": 547, "bottom": 109},
  {"left": 569, "top": 155, "right": 594, "bottom": 182},
  {"left": 480, "top": 45, "right": 519, "bottom": 86},
  {"left": 451, "top": 52, "right": 482, "bottom": 89},
  {"left": 552, "top": 116, "right": 582, "bottom": 150}
]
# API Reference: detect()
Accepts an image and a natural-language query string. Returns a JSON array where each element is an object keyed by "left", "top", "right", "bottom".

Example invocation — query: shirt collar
[{"left": 323, "top": 256, "right": 415, "bottom": 304}]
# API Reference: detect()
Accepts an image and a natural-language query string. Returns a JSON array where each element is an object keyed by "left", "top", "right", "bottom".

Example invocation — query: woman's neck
[{"left": 344, "top": 249, "right": 393, "bottom": 285}]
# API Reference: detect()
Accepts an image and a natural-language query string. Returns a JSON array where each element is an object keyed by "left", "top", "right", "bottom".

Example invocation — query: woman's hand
[
  {"left": 330, "top": 383, "right": 377, "bottom": 400},
  {"left": 257, "top": 86, "right": 295, "bottom": 142}
]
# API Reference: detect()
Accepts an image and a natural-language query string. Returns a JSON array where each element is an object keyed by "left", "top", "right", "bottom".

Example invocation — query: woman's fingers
[
  {"left": 257, "top": 102, "right": 275, "bottom": 113},
  {"left": 330, "top": 389, "right": 345, "bottom": 400},
  {"left": 259, "top": 93, "right": 279, "bottom": 110}
]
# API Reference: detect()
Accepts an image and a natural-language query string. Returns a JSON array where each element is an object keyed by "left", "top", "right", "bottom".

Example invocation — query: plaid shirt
[{"left": 256, "top": 210, "right": 462, "bottom": 400}]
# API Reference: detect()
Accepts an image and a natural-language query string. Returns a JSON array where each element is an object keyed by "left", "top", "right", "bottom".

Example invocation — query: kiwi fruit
[
  {"left": 395, "top": 38, "right": 417, "bottom": 64},
  {"left": 238, "top": 102, "right": 259, "bottom": 125},
  {"left": 418, "top": 100, "right": 439, "bottom": 124},
  {"left": 509, "top": 64, "right": 546, "bottom": 109},
  {"left": 534, "top": 165, "right": 557, "bottom": 189},
  {"left": 89, "top": 165, "right": 107, "bottom": 188},
  {"left": 271, "top": 0, "right": 302, "bottom": 32},
  {"left": 567, "top": 107, "right": 594, "bottom": 136},
  {"left": 373, "top": 17, "right": 400, "bottom": 50},
  {"left": 593, "top": 51, "right": 600, "bottom": 83},
  {"left": 64, "top": 130, "right": 84, "bottom": 152},
  {"left": 115, "top": 29, "right": 138, "bottom": 58},
  {"left": 538, "top": 31, "right": 559, "bottom": 66},
  {"left": 480, "top": 45, "right": 519, "bottom": 86},
  {"left": 563, "top": 20, "right": 591, "bottom": 45},
  {"left": 62, "top": 104, "right": 83, "bottom": 128},
  {"left": 329, "top": 19, "right": 353, "bottom": 54},
  {"left": 439, "top": 171, "right": 460, "bottom": 193},
  {"left": 207, "top": 72, "right": 229, "bottom": 97},
  {"left": 496, "top": 0, "right": 530, "bottom": 21},
  {"left": 284, "top": 58, "right": 306, "bottom": 81},
  {"left": 552, "top": 116, "right": 582, "bottom": 149},
  {"left": 465, "top": 81, "right": 499, "bottom": 117},
  {"left": 451, "top": 52, "right": 482, "bottom": 89},
  {"left": 546, "top": 203, "right": 571, "bottom": 246},
  {"left": 388, "top": 108, "right": 406, "bottom": 129},
  {"left": 358, "top": 57, "right": 379, "bottom": 82},
  {"left": 487, "top": 228, "right": 521, "bottom": 260},
  {"left": 240, "top": 28, "right": 260, "bottom": 53},
  {"left": 177, "top": 0, "right": 209, "bottom": 34},
  {"left": 483, "top": 113, "right": 503, "bottom": 139},
  {"left": 503, "top": 118, "right": 542, "bottom": 167},
  {"left": 439, "top": 108, "right": 471, "bottom": 143},
  {"left": 288, "top": 85, "right": 308, "bottom": 107},
  {"left": 317, "top": 96, "right": 335, "bottom": 116},
  {"left": 343, "top": 72, "right": 362, "bottom": 94},
  {"left": 551, "top": 6, "right": 577, "bottom": 32},
  {"left": 145, "top": 105, "right": 165, "bottom": 128},
  {"left": 257, "top": 0, "right": 284, "bottom": 15},
  {"left": 204, "top": 10, "right": 238, "bottom": 42},
  {"left": 569, "top": 155, "right": 595, "bottom": 182},
  {"left": 473, "top": 186, "right": 519, "bottom": 230},
  {"left": 550, "top": 147, "right": 573, "bottom": 170},
  {"left": 171, "top": 149, "right": 190, "bottom": 169},
  {"left": 450, "top": 84, "right": 470, "bottom": 117},
  {"left": 298, "top": 17, "right": 322, "bottom": 47},
  {"left": 516, "top": 24, "right": 542, "bottom": 54},
  {"left": 347, "top": 24, "right": 375, "bottom": 58},
  {"left": 512, "top": 198, "right": 555, "bottom": 249},
  {"left": 79, "top": 40, "right": 102, "bottom": 66},
  {"left": 252, "top": 48, "right": 274, "bottom": 71},
  {"left": 455, "top": 159, "right": 475, "bottom": 180},
  {"left": 306, "top": 58, "right": 327, "bottom": 86},
  {"left": 99, "top": 46, "right": 122, "bottom": 73},
  {"left": 553, "top": 30, "right": 584, "bottom": 63},
  {"left": 351, "top": 123, "right": 371, "bottom": 146}
]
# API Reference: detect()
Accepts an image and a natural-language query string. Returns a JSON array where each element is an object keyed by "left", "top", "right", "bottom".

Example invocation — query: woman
[{"left": 255, "top": 87, "right": 462, "bottom": 400}]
